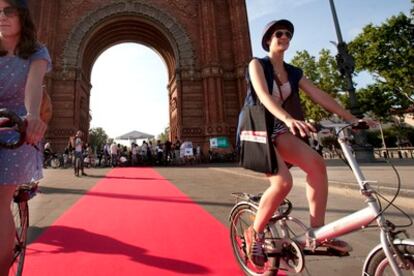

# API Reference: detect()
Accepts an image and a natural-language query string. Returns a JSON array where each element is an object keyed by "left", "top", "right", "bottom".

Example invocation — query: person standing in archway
[
  {"left": 0, "top": 0, "right": 52, "bottom": 273},
  {"left": 110, "top": 141, "right": 118, "bottom": 167},
  {"left": 74, "top": 130, "right": 87, "bottom": 176}
]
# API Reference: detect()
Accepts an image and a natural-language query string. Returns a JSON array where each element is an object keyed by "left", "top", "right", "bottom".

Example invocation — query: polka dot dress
[{"left": 0, "top": 46, "right": 51, "bottom": 185}]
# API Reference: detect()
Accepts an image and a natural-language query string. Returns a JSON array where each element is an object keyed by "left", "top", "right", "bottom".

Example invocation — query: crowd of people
[
  {"left": 43, "top": 130, "right": 337, "bottom": 175},
  {"left": 43, "top": 136, "right": 207, "bottom": 172},
  {"left": 98, "top": 139, "right": 197, "bottom": 167}
]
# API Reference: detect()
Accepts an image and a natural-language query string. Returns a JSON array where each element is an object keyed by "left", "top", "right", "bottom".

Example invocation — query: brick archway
[
  {"left": 62, "top": 1, "right": 196, "bottom": 73},
  {"left": 31, "top": 0, "right": 252, "bottom": 152},
  {"left": 61, "top": 1, "right": 197, "bottom": 147}
]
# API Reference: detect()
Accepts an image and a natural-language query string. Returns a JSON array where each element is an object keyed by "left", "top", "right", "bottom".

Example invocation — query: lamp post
[{"left": 329, "top": 0, "right": 374, "bottom": 161}]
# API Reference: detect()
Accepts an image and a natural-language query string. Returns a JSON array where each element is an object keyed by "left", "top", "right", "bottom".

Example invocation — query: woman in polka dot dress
[{"left": 0, "top": 0, "right": 51, "bottom": 273}]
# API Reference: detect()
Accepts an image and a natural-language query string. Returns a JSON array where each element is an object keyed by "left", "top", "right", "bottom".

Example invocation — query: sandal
[{"left": 244, "top": 226, "right": 266, "bottom": 268}]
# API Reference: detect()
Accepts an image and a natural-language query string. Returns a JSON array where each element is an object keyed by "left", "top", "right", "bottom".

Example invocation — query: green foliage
[
  {"left": 365, "top": 130, "right": 383, "bottom": 148},
  {"left": 356, "top": 83, "right": 399, "bottom": 121},
  {"left": 407, "top": 127, "right": 414, "bottom": 145},
  {"left": 320, "top": 135, "right": 340, "bottom": 149},
  {"left": 392, "top": 125, "right": 414, "bottom": 146},
  {"left": 289, "top": 12, "right": 413, "bottom": 122},
  {"left": 348, "top": 13, "right": 414, "bottom": 111},
  {"left": 382, "top": 127, "right": 399, "bottom": 147},
  {"left": 157, "top": 126, "right": 170, "bottom": 143},
  {"left": 367, "top": 125, "right": 414, "bottom": 147},
  {"left": 291, "top": 49, "right": 346, "bottom": 121},
  {"left": 88, "top": 127, "right": 109, "bottom": 151}
]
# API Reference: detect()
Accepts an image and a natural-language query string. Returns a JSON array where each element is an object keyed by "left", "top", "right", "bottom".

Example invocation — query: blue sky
[
  {"left": 246, "top": 0, "right": 411, "bottom": 60},
  {"left": 90, "top": 0, "right": 412, "bottom": 139}
]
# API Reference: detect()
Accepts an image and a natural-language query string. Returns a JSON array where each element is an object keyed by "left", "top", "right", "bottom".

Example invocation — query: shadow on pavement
[
  {"left": 27, "top": 225, "right": 211, "bottom": 274},
  {"left": 38, "top": 186, "right": 236, "bottom": 208}
]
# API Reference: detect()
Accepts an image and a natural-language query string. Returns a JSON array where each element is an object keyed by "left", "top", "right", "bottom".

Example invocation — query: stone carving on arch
[{"left": 61, "top": 0, "right": 196, "bottom": 71}]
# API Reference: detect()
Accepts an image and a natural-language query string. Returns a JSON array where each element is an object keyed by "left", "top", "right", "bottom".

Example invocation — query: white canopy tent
[{"left": 115, "top": 130, "right": 154, "bottom": 146}]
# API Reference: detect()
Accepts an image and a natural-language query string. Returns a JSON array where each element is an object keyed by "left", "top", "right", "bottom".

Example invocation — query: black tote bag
[{"left": 239, "top": 104, "right": 278, "bottom": 174}]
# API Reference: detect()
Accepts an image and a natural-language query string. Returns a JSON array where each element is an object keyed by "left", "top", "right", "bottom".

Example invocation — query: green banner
[{"left": 210, "top": 137, "right": 229, "bottom": 148}]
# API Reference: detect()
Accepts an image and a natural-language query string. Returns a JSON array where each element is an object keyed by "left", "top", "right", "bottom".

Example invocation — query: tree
[
  {"left": 290, "top": 49, "right": 346, "bottom": 121},
  {"left": 348, "top": 13, "right": 414, "bottom": 111},
  {"left": 355, "top": 83, "right": 400, "bottom": 121},
  {"left": 88, "top": 127, "right": 109, "bottom": 151},
  {"left": 157, "top": 126, "right": 170, "bottom": 143}
]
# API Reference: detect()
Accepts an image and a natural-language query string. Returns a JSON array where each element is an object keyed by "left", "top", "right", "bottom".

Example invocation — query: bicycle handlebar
[
  {"left": 0, "top": 108, "right": 26, "bottom": 149},
  {"left": 316, "top": 120, "right": 369, "bottom": 132}
]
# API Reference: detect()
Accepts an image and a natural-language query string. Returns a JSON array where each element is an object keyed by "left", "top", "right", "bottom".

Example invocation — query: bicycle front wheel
[
  {"left": 9, "top": 200, "right": 29, "bottom": 276},
  {"left": 365, "top": 244, "right": 414, "bottom": 275},
  {"left": 229, "top": 204, "right": 279, "bottom": 276}
]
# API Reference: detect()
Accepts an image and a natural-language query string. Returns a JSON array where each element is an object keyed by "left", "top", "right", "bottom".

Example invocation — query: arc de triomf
[{"left": 30, "top": 0, "right": 252, "bottom": 151}]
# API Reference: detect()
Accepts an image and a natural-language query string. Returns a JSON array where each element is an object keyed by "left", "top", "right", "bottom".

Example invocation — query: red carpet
[{"left": 23, "top": 168, "right": 242, "bottom": 275}]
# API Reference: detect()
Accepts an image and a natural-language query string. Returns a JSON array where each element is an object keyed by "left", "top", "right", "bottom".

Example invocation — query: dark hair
[{"left": 0, "top": 0, "right": 38, "bottom": 59}]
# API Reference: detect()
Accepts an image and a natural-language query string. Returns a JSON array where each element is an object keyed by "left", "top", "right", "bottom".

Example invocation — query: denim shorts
[{"left": 271, "top": 119, "right": 289, "bottom": 141}]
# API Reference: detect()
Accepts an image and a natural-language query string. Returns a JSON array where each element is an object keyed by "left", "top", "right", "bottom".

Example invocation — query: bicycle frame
[{"left": 291, "top": 124, "right": 404, "bottom": 275}]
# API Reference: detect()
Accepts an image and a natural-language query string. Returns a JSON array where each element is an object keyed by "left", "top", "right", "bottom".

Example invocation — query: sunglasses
[
  {"left": 274, "top": 30, "right": 292, "bottom": 39},
  {"left": 0, "top": 7, "right": 19, "bottom": 18}
]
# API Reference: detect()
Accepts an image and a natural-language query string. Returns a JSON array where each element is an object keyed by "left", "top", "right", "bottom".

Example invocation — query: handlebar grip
[
  {"left": 313, "top": 123, "right": 323, "bottom": 132},
  {"left": 0, "top": 117, "right": 12, "bottom": 128},
  {"left": 352, "top": 120, "right": 369, "bottom": 130},
  {"left": 0, "top": 108, "right": 26, "bottom": 149}
]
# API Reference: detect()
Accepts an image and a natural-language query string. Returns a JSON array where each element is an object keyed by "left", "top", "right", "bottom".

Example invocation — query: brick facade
[{"left": 30, "top": 0, "right": 252, "bottom": 152}]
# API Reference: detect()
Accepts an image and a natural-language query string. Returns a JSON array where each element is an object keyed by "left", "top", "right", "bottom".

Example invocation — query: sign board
[
  {"left": 210, "top": 137, "right": 230, "bottom": 148},
  {"left": 180, "top": 141, "right": 193, "bottom": 157}
]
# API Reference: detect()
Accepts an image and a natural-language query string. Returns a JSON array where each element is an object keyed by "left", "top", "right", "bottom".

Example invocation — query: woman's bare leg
[
  {"left": 253, "top": 148, "right": 292, "bottom": 233},
  {"left": 0, "top": 185, "right": 17, "bottom": 276},
  {"left": 276, "top": 133, "right": 328, "bottom": 228}
]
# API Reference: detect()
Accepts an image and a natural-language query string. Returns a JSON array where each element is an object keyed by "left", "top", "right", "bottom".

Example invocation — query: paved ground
[
  {"left": 323, "top": 158, "right": 414, "bottom": 198},
  {"left": 27, "top": 158, "right": 414, "bottom": 275}
]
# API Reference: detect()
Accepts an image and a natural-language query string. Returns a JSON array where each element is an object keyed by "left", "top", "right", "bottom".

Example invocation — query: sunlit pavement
[{"left": 27, "top": 160, "right": 413, "bottom": 275}]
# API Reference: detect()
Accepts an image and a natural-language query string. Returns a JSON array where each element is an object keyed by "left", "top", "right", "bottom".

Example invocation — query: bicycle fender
[
  {"left": 362, "top": 238, "right": 414, "bottom": 275},
  {"left": 228, "top": 202, "right": 259, "bottom": 222}
]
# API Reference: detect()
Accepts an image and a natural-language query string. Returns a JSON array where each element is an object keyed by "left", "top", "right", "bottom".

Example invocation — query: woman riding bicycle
[
  {"left": 0, "top": 0, "right": 51, "bottom": 274},
  {"left": 243, "top": 19, "right": 374, "bottom": 268}
]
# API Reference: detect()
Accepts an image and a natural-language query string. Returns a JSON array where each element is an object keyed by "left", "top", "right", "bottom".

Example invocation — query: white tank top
[{"left": 272, "top": 80, "right": 291, "bottom": 103}]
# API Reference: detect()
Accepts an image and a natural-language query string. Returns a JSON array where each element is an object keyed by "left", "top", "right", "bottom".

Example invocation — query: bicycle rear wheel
[
  {"left": 9, "top": 199, "right": 29, "bottom": 276},
  {"left": 50, "top": 157, "right": 61, "bottom": 169},
  {"left": 230, "top": 204, "right": 279, "bottom": 276}
]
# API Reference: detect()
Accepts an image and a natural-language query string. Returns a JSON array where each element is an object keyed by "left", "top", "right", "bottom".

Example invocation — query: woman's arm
[
  {"left": 299, "top": 76, "right": 358, "bottom": 122},
  {"left": 249, "top": 59, "right": 314, "bottom": 137},
  {"left": 24, "top": 59, "right": 49, "bottom": 144}
]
